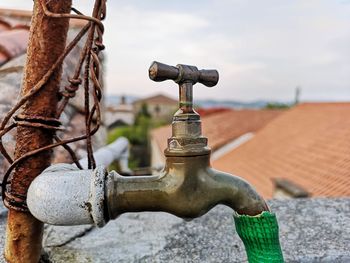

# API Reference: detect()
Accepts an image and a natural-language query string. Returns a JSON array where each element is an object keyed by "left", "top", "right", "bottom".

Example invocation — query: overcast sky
[{"left": 2, "top": 1, "right": 350, "bottom": 102}]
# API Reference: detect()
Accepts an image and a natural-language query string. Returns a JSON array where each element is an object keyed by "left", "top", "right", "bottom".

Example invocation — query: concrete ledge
[{"left": 1, "top": 198, "right": 350, "bottom": 262}]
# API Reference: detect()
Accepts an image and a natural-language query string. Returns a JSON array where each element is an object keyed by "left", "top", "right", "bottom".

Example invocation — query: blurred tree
[
  {"left": 264, "top": 102, "right": 290, "bottom": 109},
  {"left": 108, "top": 103, "right": 167, "bottom": 170}
]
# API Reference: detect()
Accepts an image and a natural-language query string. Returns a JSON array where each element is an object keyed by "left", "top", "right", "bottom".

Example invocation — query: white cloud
[{"left": 1, "top": 1, "right": 350, "bottom": 101}]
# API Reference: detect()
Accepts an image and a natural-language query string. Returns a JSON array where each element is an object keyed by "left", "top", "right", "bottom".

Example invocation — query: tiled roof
[
  {"left": 212, "top": 103, "right": 350, "bottom": 198},
  {"left": 0, "top": 7, "right": 90, "bottom": 66},
  {"left": 196, "top": 107, "right": 230, "bottom": 117},
  {"left": 0, "top": 8, "right": 32, "bottom": 27},
  {"left": 0, "top": 19, "right": 11, "bottom": 31},
  {"left": 0, "top": 12, "right": 29, "bottom": 66},
  {"left": 151, "top": 109, "right": 282, "bottom": 156},
  {"left": 133, "top": 93, "right": 177, "bottom": 105}
]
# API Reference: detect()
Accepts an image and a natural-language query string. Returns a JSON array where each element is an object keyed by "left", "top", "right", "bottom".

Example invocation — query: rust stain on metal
[
  {"left": 0, "top": 0, "right": 106, "bottom": 260},
  {"left": 4, "top": 0, "right": 72, "bottom": 262},
  {"left": 0, "top": 0, "right": 106, "bottom": 193},
  {"left": 5, "top": 210, "right": 43, "bottom": 263},
  {"left": 9, "top": 0, "right": 71, "bottom": 203}
]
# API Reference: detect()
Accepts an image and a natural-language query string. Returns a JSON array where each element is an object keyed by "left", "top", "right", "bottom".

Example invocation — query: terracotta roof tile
[
  {"left": 151, "top": 109, "right": 282, "bottom": 156},
  {"left": 212, "top": 103, "right": 350, "bottom": 198},
  {"left": 196, "top": 107, "right": 230, "bottom": 117},
  {"left": 0, "top": 28, "right": 29, "bottom": 65},
  {"left": 0, "top": 19, "right": 11, "bottom": 31},
  {"left": 0, "top": 10, "right": 30, "bottom": 66},
  {"left": 0, "top": 10, "right": 32, "bottom": 66}
]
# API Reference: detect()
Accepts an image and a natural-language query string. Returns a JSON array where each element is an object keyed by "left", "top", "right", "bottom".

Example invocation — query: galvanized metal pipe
[
  {"left": 27, "top": 137, "right": 131, "bottom": 226},
  {"left": 78, "top": 136, "right": 131, "bottom": 173},
  {"left": 27, "top": 164, "right": 107, "bottom": 227}
]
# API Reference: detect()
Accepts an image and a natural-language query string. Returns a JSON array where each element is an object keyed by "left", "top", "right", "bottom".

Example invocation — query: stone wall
[{"left": 1, "top": 198, "right": 349, "bottom": 262}]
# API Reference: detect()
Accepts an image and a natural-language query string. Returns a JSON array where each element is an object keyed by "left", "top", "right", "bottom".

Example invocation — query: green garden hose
[{"left": 234, "top": 211, "right": 284, "bottom": 263}]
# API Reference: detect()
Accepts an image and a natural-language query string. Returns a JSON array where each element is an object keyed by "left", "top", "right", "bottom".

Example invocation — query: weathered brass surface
[
  {"left": 104, "top": 62, "right": 268, "bottom": 221},
  {"left": 106, "top": 154, "right": 267, "bottom": 220}
]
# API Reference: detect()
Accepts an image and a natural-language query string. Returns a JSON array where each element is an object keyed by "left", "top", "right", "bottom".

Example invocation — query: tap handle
[
  {"left": 149, "top": 61, "right": 219, "bottom": 87},
  {"left": 149, "top": 61, "right": 179, "bottom": 82}
]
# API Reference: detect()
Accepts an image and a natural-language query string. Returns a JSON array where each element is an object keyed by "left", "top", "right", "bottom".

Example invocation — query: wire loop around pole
[{"left": 0, "top": 0, "right": 107, "bottom": 211}]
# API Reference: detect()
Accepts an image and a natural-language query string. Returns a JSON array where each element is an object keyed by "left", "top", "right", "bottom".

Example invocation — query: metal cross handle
[{"left": 149, "top": 61, "right": 219, "bottom": 113}]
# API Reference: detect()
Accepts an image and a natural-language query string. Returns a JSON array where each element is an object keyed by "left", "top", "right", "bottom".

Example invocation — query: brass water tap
[
  {"left": 27, "top": 62, "right": 268, "bottom": 227},
  {"left": 27, "top": 62, "right": 280, "bottom": 263},
  {"left": 105, "top": 62, "right": 268, "bottom": 221}
]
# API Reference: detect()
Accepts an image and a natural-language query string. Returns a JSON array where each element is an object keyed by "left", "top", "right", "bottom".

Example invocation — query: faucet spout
[
  {"left": 106, "top": 154, "right": 268, "bottom": 221},
  {"left": 207, "top": 168, "right": 269, "bottom": 215}
]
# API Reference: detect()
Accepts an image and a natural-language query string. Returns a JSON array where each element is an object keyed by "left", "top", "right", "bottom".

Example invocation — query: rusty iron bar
[
  {"left": 0, "top": 0, "right": 106, "bottom": 197},
  {"left": 0, "top": 1, "right": 106, "bottom": 260},
  {"left": 0, "top": 0, "right": 107, "bottom": 259},
  {"left": 4, "top": 1, "right": 72, "bottom": 262},
  {"left": 0, "top": 19, "right": 89, "bottom": 178}
]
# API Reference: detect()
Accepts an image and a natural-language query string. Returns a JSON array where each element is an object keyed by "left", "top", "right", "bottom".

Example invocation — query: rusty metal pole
[{"left": 4, "top": 1, "right": 72, "bottom": 262}]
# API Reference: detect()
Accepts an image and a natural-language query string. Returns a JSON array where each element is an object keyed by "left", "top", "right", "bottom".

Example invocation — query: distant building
[
  {"left": 151, "top": 109, "right": 282, "bottom": 168},
  {"left": 132, "top": 93, "right": 177, "bottom": 121},
  {"left": 105, "top": 96, "right": 134, "bottom": 129},
  {"left": 212, "top": 103, "right": 350, "bottom": 198}
]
